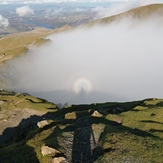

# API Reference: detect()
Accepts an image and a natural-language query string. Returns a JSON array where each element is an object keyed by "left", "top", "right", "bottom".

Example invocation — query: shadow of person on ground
[{"left": 72, "top": 111, "right": 96, "bottom": 163}]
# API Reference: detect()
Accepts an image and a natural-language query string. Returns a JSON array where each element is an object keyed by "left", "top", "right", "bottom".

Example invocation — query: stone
[
  {"left": 65, "top": 112, "right": 76, "bottom": 119},
  {"left": 112, "top": 118, "right": 123, "bottom": 125},
  {"left": 37, "top": 120, "right": 49, "bottom": 128},
  {"left": 91, "top": 111, "right": 103, "bottom": 118},
  {"left": 52, "top": 157, "right": 66, "bottom": 163},
  {"left": 41, "top": 146, "right": 60, "bottom": 156}
]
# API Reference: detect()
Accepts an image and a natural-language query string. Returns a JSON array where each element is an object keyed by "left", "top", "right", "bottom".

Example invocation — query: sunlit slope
[
  {"left": 0, "top": 28, "right": 50, "bottom": 63},
  {"left": 0, "top": 25, "right": 71, "bottom": 64},
  {"left": 0, "top": 90, "right": 57, "bottom": 136},
  {"left": 0, "top": 92, "right": 163, "bottom": 162},
  {"left": 87, "top": 4, "right": 163, "bottom": 26}
]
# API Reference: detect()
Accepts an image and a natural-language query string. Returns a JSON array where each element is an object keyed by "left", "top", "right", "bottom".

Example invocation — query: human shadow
[
  {"left": 0, "top": 100, "right": 161, "bottom": 163},
  {"left": 43, "top": 99, "right": 163, "bottom": 162},
  {"left": 71, "top": 112, "right": 95, "bottom": 163}
]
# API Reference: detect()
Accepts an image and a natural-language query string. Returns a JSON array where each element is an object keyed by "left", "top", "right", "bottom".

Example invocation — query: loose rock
[
  {"left": 65, "top": 112, "right": 76, "bottom": 119},
  {"left": 37, "top": 120, "right": 49, "bottom": 128},
  {"left": 41, "top": 146, "right": 60, "bottom": 156},
  {"left": 91, "top": 111, "right": 103, "bottom": 118},
  {"left": 52, "top": 157, "right": 66, "bottom": 163}
]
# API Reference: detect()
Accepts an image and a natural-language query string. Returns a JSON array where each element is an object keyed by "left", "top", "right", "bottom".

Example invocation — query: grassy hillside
[
  {"left": 0, "top": 90, "right": 163, "bottom": 162},
  {"left": 0, "top": 25, "right": 71, "bottom": 64},
  {"left": 0, "top": 89, "right": 57, "bottom": 136},
  {"left": 0, "top": 28, "right": 50, "bottom": 64},
  {"left": 86, "top": 4, "right": 163, "bottom": 26},
  {"left": 0, "top": 25, "right": 71, "bottom": 89}
]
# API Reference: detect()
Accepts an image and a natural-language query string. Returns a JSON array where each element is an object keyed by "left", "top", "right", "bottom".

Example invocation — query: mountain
[
  {"left": 86, "top": 4, "right": 163, "bottom": 26},
  {"left": 0, "top": 3, "right": 163, "bottom": 163},
  {"left": 0, "top": 25, "right": 71, "bottom": 64}
]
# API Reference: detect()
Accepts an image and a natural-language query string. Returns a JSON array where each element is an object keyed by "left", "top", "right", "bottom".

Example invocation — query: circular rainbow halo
[{"left": 73, "top": 77, "right": 93, "bottom": 94}]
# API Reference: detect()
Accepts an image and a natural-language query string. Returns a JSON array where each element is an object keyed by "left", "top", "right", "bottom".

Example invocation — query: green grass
[
  {"left": 0, "top": 91, "right": 57, "bottom": 112},
  {"left": 1, "top": 90, "right": 163, "bottom": 162},
  {"left": 0, "top": 28, "right": 54, "bottom": 64}
]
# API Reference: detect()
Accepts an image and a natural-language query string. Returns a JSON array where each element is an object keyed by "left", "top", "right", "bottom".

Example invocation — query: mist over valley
[{"left": 4, "top": 11, "right": 163, "bottom": 104}]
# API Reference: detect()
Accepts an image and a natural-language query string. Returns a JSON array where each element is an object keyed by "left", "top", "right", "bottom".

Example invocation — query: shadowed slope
[{"left": 0, "top": 92, "right": 163, "bottom": 162}]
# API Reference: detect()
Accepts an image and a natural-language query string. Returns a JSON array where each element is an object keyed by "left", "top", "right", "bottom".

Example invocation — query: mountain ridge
[{"left": 86, "top": 3, "right": 163, "bottom": 26}]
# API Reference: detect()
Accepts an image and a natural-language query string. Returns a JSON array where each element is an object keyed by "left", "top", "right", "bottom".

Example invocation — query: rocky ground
[{"left": 0, "top": 90, "right": 163, "bottom": 163}]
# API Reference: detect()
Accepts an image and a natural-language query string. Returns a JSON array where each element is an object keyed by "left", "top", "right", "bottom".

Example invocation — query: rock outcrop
[
  {"left": 52, "top": 157, "right": 66, "bottom": 163},
  {"left": 65, "top": 112, "right": 76, "bottom": 119},
  {"left": 91, "top": 110, "right": 103, "bottom": 118},
  {"left": 37, "top": 120, "right": 50, "bottom": 128},
  {"left": 41, "top": 146, "right": 60, "bottom": 157}
]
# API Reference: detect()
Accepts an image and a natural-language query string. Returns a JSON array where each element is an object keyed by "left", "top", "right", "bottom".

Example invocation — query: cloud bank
[
  {"left": 6, "top": 15, "right": 163, "bottom": 104},
  {"left": 93, "top": 0, "right": 163, "bottom": 19},
  {"left": 0, "top": 15, "right": 9, "bottom": 28},
  {"left": 16, "top": 6, "right": 34, "bottom": 17}
]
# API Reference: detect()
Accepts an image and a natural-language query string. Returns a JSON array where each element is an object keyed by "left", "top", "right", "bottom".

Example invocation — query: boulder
[
  {"left": 52, "top": 157, "right": 66, "bottom": 163},
  {"left": 91, "top": 111, "right": 103, "bottom": 118},
  {"left": 65, "top": 112, "right": 76, "bottom": 119},
  {"left": 37, "top": 120, "right": 49, "bottom": 128},
  {"left": 112, "top": 118, "right": 123, "bottom": 125},
  {"left": 41, "top": 146, "right": 60, "bottom": 156}
]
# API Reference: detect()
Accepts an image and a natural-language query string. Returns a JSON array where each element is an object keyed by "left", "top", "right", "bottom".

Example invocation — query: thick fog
[{"left": 5, "top": 16, "right": 163, "bottom": 104}]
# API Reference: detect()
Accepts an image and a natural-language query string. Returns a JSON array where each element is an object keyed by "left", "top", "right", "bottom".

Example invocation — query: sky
[{"left": 0, "top": 0, "right": 163, "bottom": 4}]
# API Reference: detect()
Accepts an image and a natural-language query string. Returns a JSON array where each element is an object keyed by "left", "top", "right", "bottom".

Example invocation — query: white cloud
[
  {"left": 16, "top": 5, "right": 34, "bottom": 17},
  {"left": 45, "top": 7, "right": 86, "bottom": 17},
  {"left": 0, "top": 1, "right": 9, "bottom": 4},
  {"left": 45, "top": 8, "right": 63, "bottom": 17},
  {"left": 0, "top": 15, "right": 9, "bottom": 28},
  {"left": 6, "top": 15, "right": 163, "bottom": 104}
]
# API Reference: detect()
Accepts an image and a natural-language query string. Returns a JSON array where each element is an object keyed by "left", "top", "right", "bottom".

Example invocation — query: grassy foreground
[{"left": 0, "top": 90, "right": 163, "bottom": 163}]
